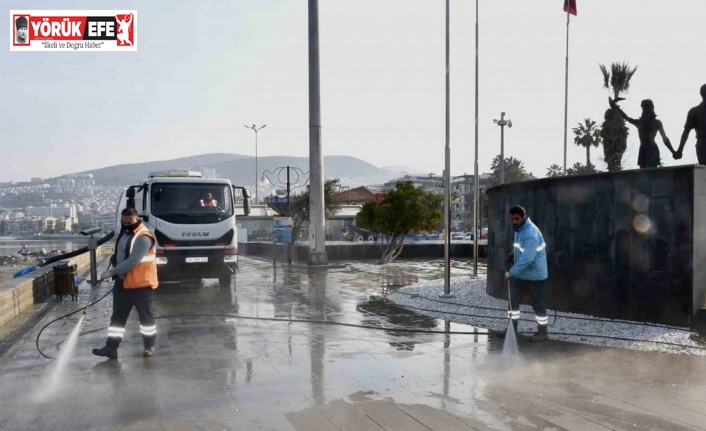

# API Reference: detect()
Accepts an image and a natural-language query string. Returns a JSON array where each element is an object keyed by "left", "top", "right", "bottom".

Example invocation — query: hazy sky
[{"left": 2, "top": 0, "right": 705, "bottom": 183}]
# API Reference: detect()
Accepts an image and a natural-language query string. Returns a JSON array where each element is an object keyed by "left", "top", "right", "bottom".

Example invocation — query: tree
[
  {"left": 289, "top": 178, "right": 344, "bottom": 261},
  {"left": 546, "top": 164, "right": 564, "bottom": 178},
  {"left": 490, "top": 155, "right": 533, "bottom": 186},
  {"left": 599, "top": 62, "right": 637, "bottom": 172},
  {"left": 573, "top": 118, "right": 602, "bottom": 167},
  {"left": 356, "top": 181, "right": 443, "bottom": 264},
  {"left": 566, "top": 162, "right": 597, "bottom": 176}
]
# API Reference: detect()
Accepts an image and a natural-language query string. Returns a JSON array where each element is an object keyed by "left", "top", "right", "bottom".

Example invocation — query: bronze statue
[
  {"left": 675, "top": 84, "right": 706, "bottom": 163},
  {"left": 609, "top": 97, "right": 675, "bottom": 168}
]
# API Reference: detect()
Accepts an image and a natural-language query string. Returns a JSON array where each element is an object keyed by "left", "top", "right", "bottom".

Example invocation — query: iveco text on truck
[{"left": 115, "top": 170, "right": 250, "bottom": 287}]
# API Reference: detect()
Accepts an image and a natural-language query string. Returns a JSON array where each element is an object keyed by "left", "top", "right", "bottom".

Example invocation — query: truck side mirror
[
  {"left": 126, "top": 186, "right": 136, "bottom": 209},
  {"left": 242, "top": 193, "right": 251, "bottom": 216},
  {"left": 233, "top": 186, "right": 251, "bottom": 216}
]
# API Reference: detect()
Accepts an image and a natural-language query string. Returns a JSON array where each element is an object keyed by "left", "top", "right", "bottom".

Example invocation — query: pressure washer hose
[
  {"left": 35, "top": 280, "right": 494, "bottom": 360},
  {"left": 36, "top": 282, "right": 706, "bottom": 360},
  {"left": 34, "top": 259, "right": 704, "bottom": 359},
  {"left": 35, "top": 282, "right": 114, "bottom": 360}
]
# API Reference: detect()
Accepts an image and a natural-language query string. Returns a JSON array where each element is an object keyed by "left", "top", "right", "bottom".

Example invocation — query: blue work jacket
[{"left": 509, "top": 217, "right": 548, "bottom": 281}]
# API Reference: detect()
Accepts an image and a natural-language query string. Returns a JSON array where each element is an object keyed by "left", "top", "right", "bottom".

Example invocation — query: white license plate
[{"left": 185, "top": 257, "right": 208, "bottom": 263}]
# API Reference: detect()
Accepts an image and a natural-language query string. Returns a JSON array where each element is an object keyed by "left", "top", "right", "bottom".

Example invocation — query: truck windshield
[{"left": 150, "top": 183, "right": 233, "bottom": 224}]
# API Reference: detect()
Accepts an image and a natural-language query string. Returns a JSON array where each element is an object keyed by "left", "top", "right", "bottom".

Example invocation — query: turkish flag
[{"left": 563, "top": 0, "right": 577, "bottom": 15}]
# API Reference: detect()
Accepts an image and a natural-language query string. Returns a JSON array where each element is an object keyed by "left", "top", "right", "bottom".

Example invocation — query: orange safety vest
[
  {"left": 121, "top": 225, "right": 159, "bottom": 290},
  {"left": 201, "top": 199, "right": 218, "bottom": 207}
]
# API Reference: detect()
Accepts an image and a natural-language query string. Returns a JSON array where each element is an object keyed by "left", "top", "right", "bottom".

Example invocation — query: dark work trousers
[
  {"left": 508, "top": 278, "right": 548, "bottom": 328},
  {"left": 106, "top": 278, "right": 156, "bottom": 348}
]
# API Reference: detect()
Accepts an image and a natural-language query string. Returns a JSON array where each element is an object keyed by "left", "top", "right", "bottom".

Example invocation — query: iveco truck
[{"left": 115, "top": 170, "right": 250, "bottom": 287}]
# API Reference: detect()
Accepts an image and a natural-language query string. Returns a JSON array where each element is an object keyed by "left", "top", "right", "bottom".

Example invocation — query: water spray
[
  {"left": 36, "top": 277, "right": 114, "bottom": 360},
  {"left": 502, "top": 277, "right": 520, "bottom": 357}
]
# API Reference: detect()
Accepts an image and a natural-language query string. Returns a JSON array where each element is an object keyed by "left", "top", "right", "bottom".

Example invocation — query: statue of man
[{"left": 675, "top": 84, "right": 706, "bottom": 163}]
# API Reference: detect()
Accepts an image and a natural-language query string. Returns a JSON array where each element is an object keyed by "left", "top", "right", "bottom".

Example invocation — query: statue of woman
[{"left": 609, "top": 98, "right": 675, "bottom": 168}]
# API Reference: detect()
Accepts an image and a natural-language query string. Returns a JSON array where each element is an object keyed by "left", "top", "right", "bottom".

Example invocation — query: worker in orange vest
[
  {"left": 93, "top": 207, "right": 159, "bottom": 359},
  {"left": 200, "top": 192, "right": 218, "bottom": 207}
]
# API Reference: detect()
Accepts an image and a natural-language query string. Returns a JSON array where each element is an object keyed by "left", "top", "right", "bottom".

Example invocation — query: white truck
[{"left": 115, "top": 170, "right": 250, "bottom": 287}]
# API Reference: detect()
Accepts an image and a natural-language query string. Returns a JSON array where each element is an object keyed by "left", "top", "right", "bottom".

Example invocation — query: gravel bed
[{"left": 387, "top": 276, "right": 706, "bottom": 356}]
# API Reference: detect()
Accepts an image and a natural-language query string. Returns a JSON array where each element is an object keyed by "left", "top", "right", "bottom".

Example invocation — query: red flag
[{"left": 563, "top": 0, "right": 577, "bottom": 15}]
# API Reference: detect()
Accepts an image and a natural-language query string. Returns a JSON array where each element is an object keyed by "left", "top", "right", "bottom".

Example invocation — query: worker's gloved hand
[
  {"left": 99, "top": 271, "right": 111, "bottom": 281},
  {"left": 505, "top": 272, "right": 511, "bottom": 280}
]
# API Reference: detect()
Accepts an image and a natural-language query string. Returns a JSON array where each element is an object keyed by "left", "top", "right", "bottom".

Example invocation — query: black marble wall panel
[{"left": 487, "top": 166, "right": 705, "bottom": 326}]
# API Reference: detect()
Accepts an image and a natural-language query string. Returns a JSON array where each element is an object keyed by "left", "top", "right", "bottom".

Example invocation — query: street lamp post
[
  {"left": 245, "top": 124, "right": 266, "bottom": 203},
  {"left": 493, "top": 113, "right": 512, "bottom": 185},
  {"left": 439, "top": 0, "right": 454, "bottom": 298},
  {"left": 308, "top": 0, "right": 327, "bottom": 265}
]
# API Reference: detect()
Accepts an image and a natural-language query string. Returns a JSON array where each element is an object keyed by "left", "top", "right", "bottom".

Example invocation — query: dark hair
[
  {"left": 701, "top": 84, "right": 706, "bottom": 99},
  {"left": 121, "top": 207, "right": 139, "bottom": 217},
  {"left": 509, "top": 205, "right": 526, "bottom": 217}
]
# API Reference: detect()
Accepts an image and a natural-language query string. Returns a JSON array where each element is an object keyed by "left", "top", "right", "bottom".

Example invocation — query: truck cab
[{"left": 115, "top": 170, "right": 250, "bottom": 287}]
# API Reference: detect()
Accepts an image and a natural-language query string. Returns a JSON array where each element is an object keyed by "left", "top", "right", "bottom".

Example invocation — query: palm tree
[
  {"left": 566, "top": 162, "right": 597, "bottom": 176},
  {"left": 599, "top": 62, "right": 637, "bottom": 172},
  {"left": 490, "top": 155, "right": 533, "bottom": 185},
  {"left": 546, "top": 164, "right": 564, "bottom": 178},
  {"left": 573, "top": 118, "right": 601, "bottom": 168}
]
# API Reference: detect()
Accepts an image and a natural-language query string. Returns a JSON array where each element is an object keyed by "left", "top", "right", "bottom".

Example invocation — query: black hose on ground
[
  {"left": 35, "top": 285, "right": 114, "bottom": 359},
  {"left": 37, "top": 291, "right": 706, "bottom": 360}
]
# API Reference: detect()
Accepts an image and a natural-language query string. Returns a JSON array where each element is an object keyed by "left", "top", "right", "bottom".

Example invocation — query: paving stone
[{"left": 0, "top": 257, "right": 705, "bottom": 430}]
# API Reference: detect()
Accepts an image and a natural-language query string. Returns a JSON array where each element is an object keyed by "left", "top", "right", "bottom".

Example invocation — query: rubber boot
[
  {"left": 142, "top": 334, "right": 155, "bottom": 357},
  {"left": 529, "top": 324, "right": 548, "bottom": 342},
  {"left": 495, "top": 319, "right": 519, "bottom": 339},
  {"left": 92, "top": 338, "right": 119, "bottom": 359}
]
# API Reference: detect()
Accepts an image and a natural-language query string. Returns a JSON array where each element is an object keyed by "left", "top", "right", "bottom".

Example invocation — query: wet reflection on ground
[{"left": 0, "top": 257, "right": 705, "bottom": 430}]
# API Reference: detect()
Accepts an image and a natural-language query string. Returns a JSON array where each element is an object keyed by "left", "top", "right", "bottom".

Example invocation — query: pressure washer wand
[
  {"left": 83, "top": 282, "right": 106, "bottom": 316},
  {"left": 83, "top": 262, "right": 112, "bottom": 316},
  {"left": 507, "top": 278, "right": 512, "bottom": 316},
  {"left": 505, "top": 251, "right": 513, "bottom": 324}
]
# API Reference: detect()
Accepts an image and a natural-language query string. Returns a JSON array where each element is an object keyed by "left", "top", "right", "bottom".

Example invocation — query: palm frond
[
  {"left": 609, "top": 62, "right": 638, "bottom": 96},
  {"left": 599, "top": 64, "right": 609, "bottom": 89}
]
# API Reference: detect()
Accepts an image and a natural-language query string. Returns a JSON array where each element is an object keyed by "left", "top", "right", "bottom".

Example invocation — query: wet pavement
[{"left": 1, "top": 257, "right": 706, "bottom": 430}]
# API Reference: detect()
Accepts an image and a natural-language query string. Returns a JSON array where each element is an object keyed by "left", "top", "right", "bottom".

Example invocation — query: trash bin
[{"left": 54, "top": 263, "right": 78, "bottom": 302}]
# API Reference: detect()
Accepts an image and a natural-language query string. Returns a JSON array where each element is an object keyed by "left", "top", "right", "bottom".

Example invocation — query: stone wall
[{"left": 486, "top": 165, "right": 706, "bottom": 326}]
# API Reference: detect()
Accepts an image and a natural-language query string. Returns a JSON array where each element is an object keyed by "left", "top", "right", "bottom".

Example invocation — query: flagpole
[
  {"left": 473, "top": 0, "right": 479, "bottom": 277},
  {"left": 562, "top": 7, "right": 570, "bottom": 174}
]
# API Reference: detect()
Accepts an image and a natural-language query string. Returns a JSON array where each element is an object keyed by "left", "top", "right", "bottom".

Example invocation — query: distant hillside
[
  {"left": 64, "top": 153, "right": 394, "bottom": 188},
  {"left": 72, "top": 153, "right": 250, "bottom": 186}
]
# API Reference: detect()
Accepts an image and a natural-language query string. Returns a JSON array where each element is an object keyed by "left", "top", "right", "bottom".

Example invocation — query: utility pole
[
  {"left": 440, "top": 0, "right": 454, "bottom": 298},
  {"left": 308, "top": 0, "right": 327, "bottom": 265},
  {"left": 473, "top": 0, "right": 480, "bottom": 277}
]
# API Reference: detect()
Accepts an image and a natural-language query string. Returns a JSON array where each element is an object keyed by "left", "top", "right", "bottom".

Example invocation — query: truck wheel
[{"left": 219, "top": 271, "right": 234, "bottom": 288}]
